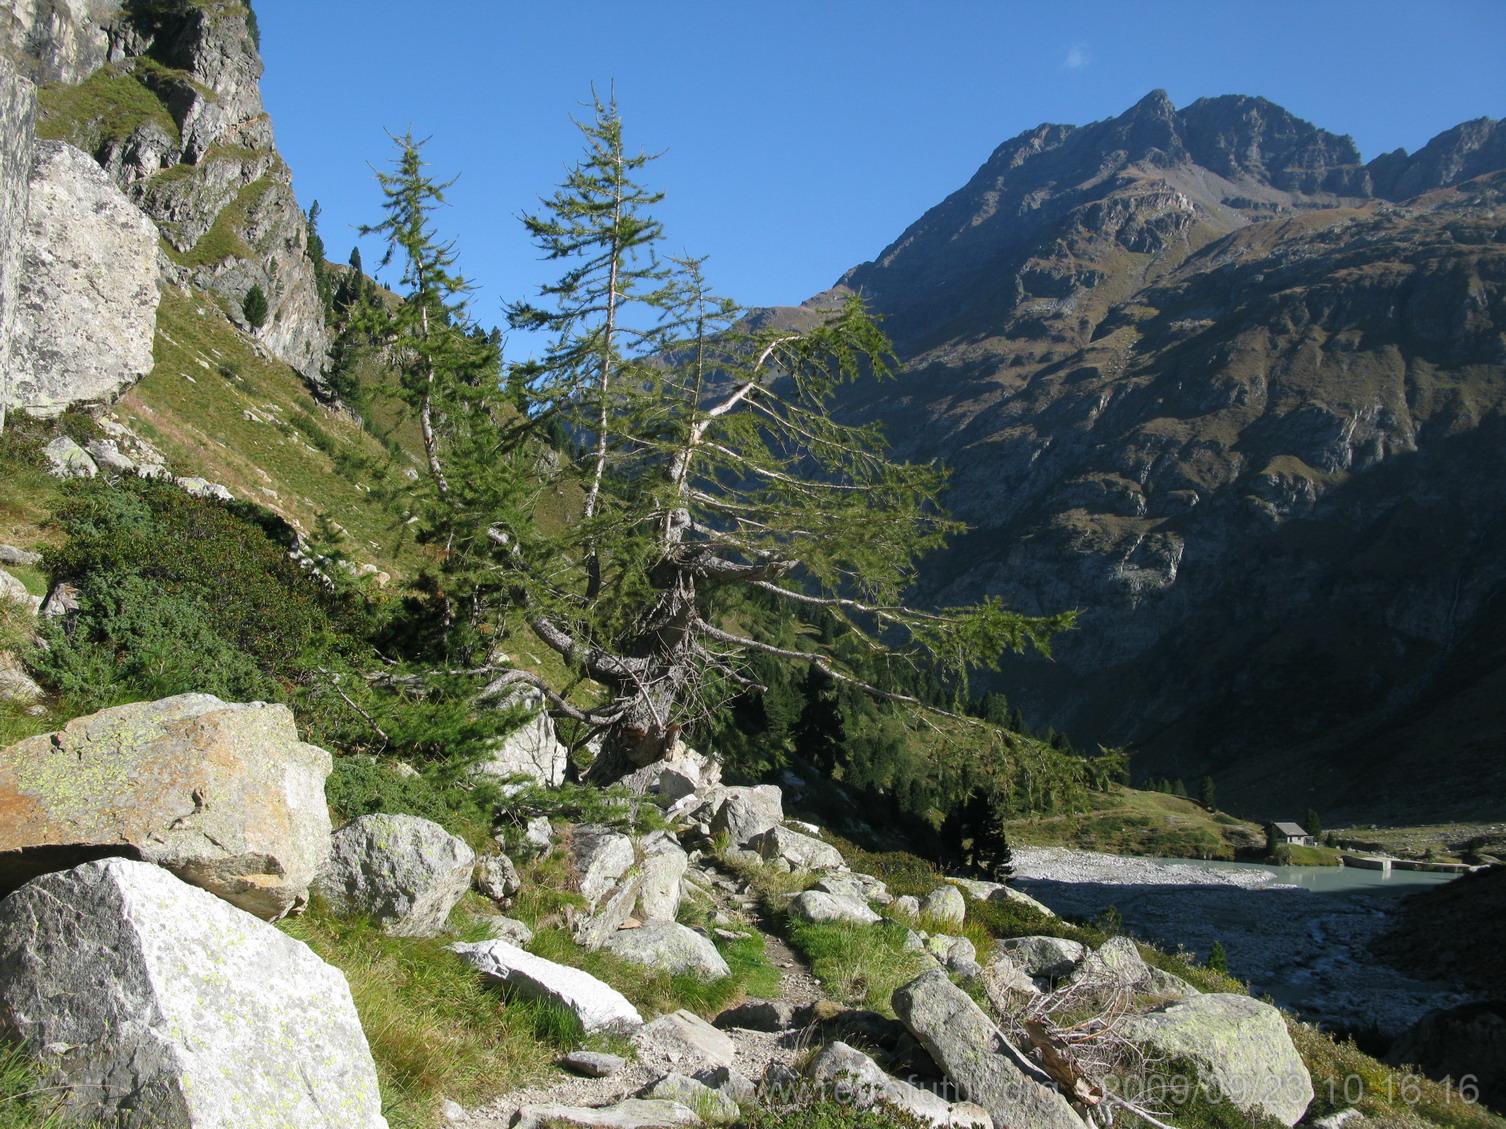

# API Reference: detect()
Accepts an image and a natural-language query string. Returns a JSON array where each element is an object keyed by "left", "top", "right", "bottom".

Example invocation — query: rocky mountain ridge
[
  {"left": 0, "top": 0, "right": 327, "bottom": 418},
  {"left": 774, "top": 93, "right": 1506, "bottom": 823}
]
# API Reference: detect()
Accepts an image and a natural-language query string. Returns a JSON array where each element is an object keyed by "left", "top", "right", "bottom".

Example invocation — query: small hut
[{"left": 1272, "top": 821, "right": 1313, "bottom": 847}]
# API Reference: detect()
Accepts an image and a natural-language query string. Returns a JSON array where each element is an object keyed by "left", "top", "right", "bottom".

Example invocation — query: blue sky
[{"left": 256, "top": 1, "right": 1505, "bottom": 355}]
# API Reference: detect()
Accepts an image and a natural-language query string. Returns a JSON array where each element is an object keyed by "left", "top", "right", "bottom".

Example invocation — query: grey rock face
[
  {"left": 1068, "top": 935, "right": 1197, "bottom": 1000},
  {"left": 41, "top": 435, "right": 97, "bottom": 478},
  {"left": 472, "top": 685, "right": 568, "bottom": 785},
  {"left": 0, "top": 858, "right": 387, "bottom": 1129},
  {"left": 1120, "top": 993, "right": 1313, "bottom": 1125},
  {"left": 0, "top": 694, "right": 333, "bottom": 919},
  {"left": 756, "top": 825, "right": 844, "bottom": 870},
  {"left": 787, "top": 890, "right": 881, "bottom": 926},
  {"left": 449, "top": 938, "right": 643, "bottom": 1035},
  {"left": 570, "top": 823, "right": 636, "bottom": 906},
  {"left": 892, "top": 969, "right": 1086, "bottom": 1129},
  {"left": 714, "top": 998, "right": 800, "bottom": 1032},
  {"left": 475, "top": 853, "right": 521, "bottom": 903},
  {"left": 0, "top": 544, "right": 41, "bottom": 566},
  {"left": 12, "top": 142, "right": 158, "bottom": 417},
  {"left": 709, "top": 785, "right": 784, "bottom": 847},
  {"left": 0, "top": 59, "right": 33, "bottom": 422},
  {"left": 314, "top": 813, "right": 474, "bottom": 937},
  {"left": 604, "top": 920, "right": 731, "bottom": 980},
  {"left": 2, "top": 0, "right": 115, "bottom": 84}
]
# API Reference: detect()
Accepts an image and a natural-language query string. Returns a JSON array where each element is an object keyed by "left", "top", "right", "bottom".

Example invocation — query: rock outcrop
[
  {"left": 11, "top": 139, "right": 158, "bottom": 415},
  {"left": 0, "top": 858, "right": 387, "bottom": 1128},
  {"left": 3, "top": 0, "right": 329, "bottom": 393},
  {"left": 0, "top": 693, "right": 333, "bottom": 919},
  {"left": 0, "top": 57, "right": 34, "bottom": 424},
  {"left": 472, "top": 685, "right": 570, "bottom": 786}
]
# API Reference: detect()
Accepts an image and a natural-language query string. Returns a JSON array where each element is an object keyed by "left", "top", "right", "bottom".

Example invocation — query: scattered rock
[
  {"left": 787, "top": 889, "right": 882, "bottom": 926},
  {"left": 511, "top": 1099, "right": 700, "bottom": 1128},
  {"left": 921, "top": 885, "right": 967, "bottom": 928},
  {"left": 636, "top": 1009, "right": 737, "bottom": 1070},
  {"left": 449, "top": 939, "right": 643, "bottom": 1035},
  {"left": 473, "top": 914, "right": 534, "bottom": 946},
  {"left": 693, "top": 1066, "right": 758, "bottom": 1107},
  {"left": 41, "top": 435, "right": 96, "bottom": 478},
  {"left": 640, "top": 1073, "right": 740, "bottom": 1124},
  {"left": 604, "top": 919, "right": 731, "bottom": 979},
  {"left": 804, "top": 1040, "right": 953, "bottom": 1124},
  {"left": 84, "top": 438, "right": 135, "bottom": 473},
  {"left": 562, "top": 1051, "right": 628, "bottom": 1078},
  {"left": 892, "top": 968, "right": 1086, "bottom": 1129},
  {"left": 1119, "top": 993, "right": 1313, "bottom": 1125},
  {"left": 709, "top": 785, "right": 784, "bottom": 847},
  {"left": 0, "top": 693, "right": 333, "bottom": 919},
  {"left": 313, "top": 813, "right": 475, "bottom": 937},
  {"left": 992, "top": 936, "right": 1084, "bottom": 980},
  {"left": 0, "top": 544, "right": 40, "bottom": 566},
  {"left": 0, "top": 858, "right": 385, "bottom": 1128},
  {"left": 475, "top": 853, "right": 521, "bottom": 904},
  {"left": 714, "top": 998, "right": 800, "bottom": 1032},
  {"left": 756, "top": 825, "right": 844, "bottom": 870},
  {"left": 893, "top": 894, "right": 921, "bottom": 917},
  {"left": 174, "top": 475, "right": 234, "bottom": 501}
]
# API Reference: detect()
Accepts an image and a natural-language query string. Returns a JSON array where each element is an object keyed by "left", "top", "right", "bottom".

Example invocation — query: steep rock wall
[
  {"left": 0, "top": 57, "right": 36, "bottom": 425},
  {"left": 11, "top": 140, "right": 159, "bottom": 415},
  {"left": 5, "top": 0, "right": 329, "bottom": 387}
]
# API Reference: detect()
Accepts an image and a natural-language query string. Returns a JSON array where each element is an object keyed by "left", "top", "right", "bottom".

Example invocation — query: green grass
[
  {"left": 0, "top": 1044, "right": 69, "bottom": 1129},
  {"left": 786, "top": 919, "right": 931, "bottom": 1015},
  {"left": 1276, "top": 844, "right": 1344, "bottom": 866},
  {"left": 35, "top": 62, "right": 181, "bottom": 153},
  {"left": 278, "top": 905, "right": 556, "bottom": 1129},
  {"left": 1005, "top": 786, "right": 1265, "bottom": 859}
]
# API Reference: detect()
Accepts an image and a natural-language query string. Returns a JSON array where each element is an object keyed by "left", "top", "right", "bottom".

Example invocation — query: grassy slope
[{"left": 1005, "top": 785, "right": 1266, "bottom": 859}]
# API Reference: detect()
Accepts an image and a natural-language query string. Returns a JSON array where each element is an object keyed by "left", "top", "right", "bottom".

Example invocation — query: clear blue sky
[{"left": 256, "top": 1, "right": 1505, "bottom": 356}]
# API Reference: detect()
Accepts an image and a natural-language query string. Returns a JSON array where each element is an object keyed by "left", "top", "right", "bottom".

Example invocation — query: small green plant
[{"left": 1206, "top": 940, "right": 1229, "bottom": 976}]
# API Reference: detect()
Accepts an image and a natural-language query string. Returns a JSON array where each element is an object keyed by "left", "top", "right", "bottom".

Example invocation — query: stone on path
[
  {"left": 635, "top": 1009, "right": 737, "bottom": 1070},
  {"left": 640, "top": 1073, "right": 740, "bottom": 1124},
  {"left": 450, "top": 939, "right": 643, "bottom": 1035},
  {"left": 604, "top": 919, "right": 731, "bottom": 979},
  {"left": 708, "top": 785, "right": 783, "bottom": 847},
  {"left": 804, "top": 1040, "right": 954, "bottom": 1124},
  {"left": 892, "top": 968, "right": 1086, "bottom": 1129},
  {"left": 756, "top": 825, "right": 844, "bottom": 870},
  {"left": 562, "top": 1051, "right": 628, "bottom": 1078},
  {"left": 0, "top": 693, "right": 332, "bottom": 919},
  {"left": 313, "top": 812, "right": 474, "bottom": 937},
  {"left": 0, "top": 858, "right": 386, "bottom": 1129},
  {"left": 1119, "top": 993, "right": 1313, "bottom": 1126},
  {"left": 511, "top": 1099, "right": 700, "bottom": 1129}
]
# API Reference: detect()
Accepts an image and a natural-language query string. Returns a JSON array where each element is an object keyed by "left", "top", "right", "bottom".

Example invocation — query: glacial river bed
[{"left": 1011, "top": 847, "right": 1470, "bottom": 1038}]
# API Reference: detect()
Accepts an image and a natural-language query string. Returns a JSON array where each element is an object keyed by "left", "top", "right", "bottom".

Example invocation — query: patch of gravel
[{"left": 1012, "top": 846, "right": 1292, "bottom": 890}]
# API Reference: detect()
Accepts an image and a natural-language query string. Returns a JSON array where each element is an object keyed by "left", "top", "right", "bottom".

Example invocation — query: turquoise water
[{"left": 1140, "top": 855, "right": 1459, "bottom": 894}]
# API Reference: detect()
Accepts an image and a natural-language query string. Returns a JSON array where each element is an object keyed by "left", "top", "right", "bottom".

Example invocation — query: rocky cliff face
[
  {"left": 3, "top": 0, "right": 327, "bottom": 391},
  {"left": 779, "top": 94, "right": 1506, "bottom": 823},
  {"left": 0, "top": 56, "right": 35, "bottom": 423}
]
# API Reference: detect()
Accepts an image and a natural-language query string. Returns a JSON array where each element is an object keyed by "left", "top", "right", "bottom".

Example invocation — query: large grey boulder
[
  {"left": 1120, "top": 993, "right": 1312, "bottom": 1125},
  {"left": 604, "top": 920, "right": 731, "bottom": 979},
  {"left": 709, "top": 785, "right": 783, "bottom": 847},
  {"left": 804, "top": 1040, "right": 954, "bottom": 1124},
  {"left": 787, "top": 889, "right": 881, "bottom": 926},
  {"left": 471, "top": 685, "right": 568, "bottom": 786},
  {"left": 756, "top": 825, "right": 844, "bottom": 870},
  {"left": 892, "top": 969, "right": 1085, "bottom": 1129},
  {"left": 0, "top": 858, "right": 386, "bottom": 1128},
  {"left": 313, "top": 813, "right": 474, "bottom": 937},
  {"left": 570, "top": 823, "right": 636, "bottom": 906},
  {"left": 11, "top": 142, "right": 158, "bottom": 416},
  {"left": 450, "top": 939, "right": 643, "bottom": 1035},
  {"left": 0, "top": 694, "right": 332, "bottom": 919}
]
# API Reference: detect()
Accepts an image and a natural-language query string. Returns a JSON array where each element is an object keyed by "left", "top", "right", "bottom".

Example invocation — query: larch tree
[{"left": 487, "top": 93, "right": 1076, "bottom": 784}]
